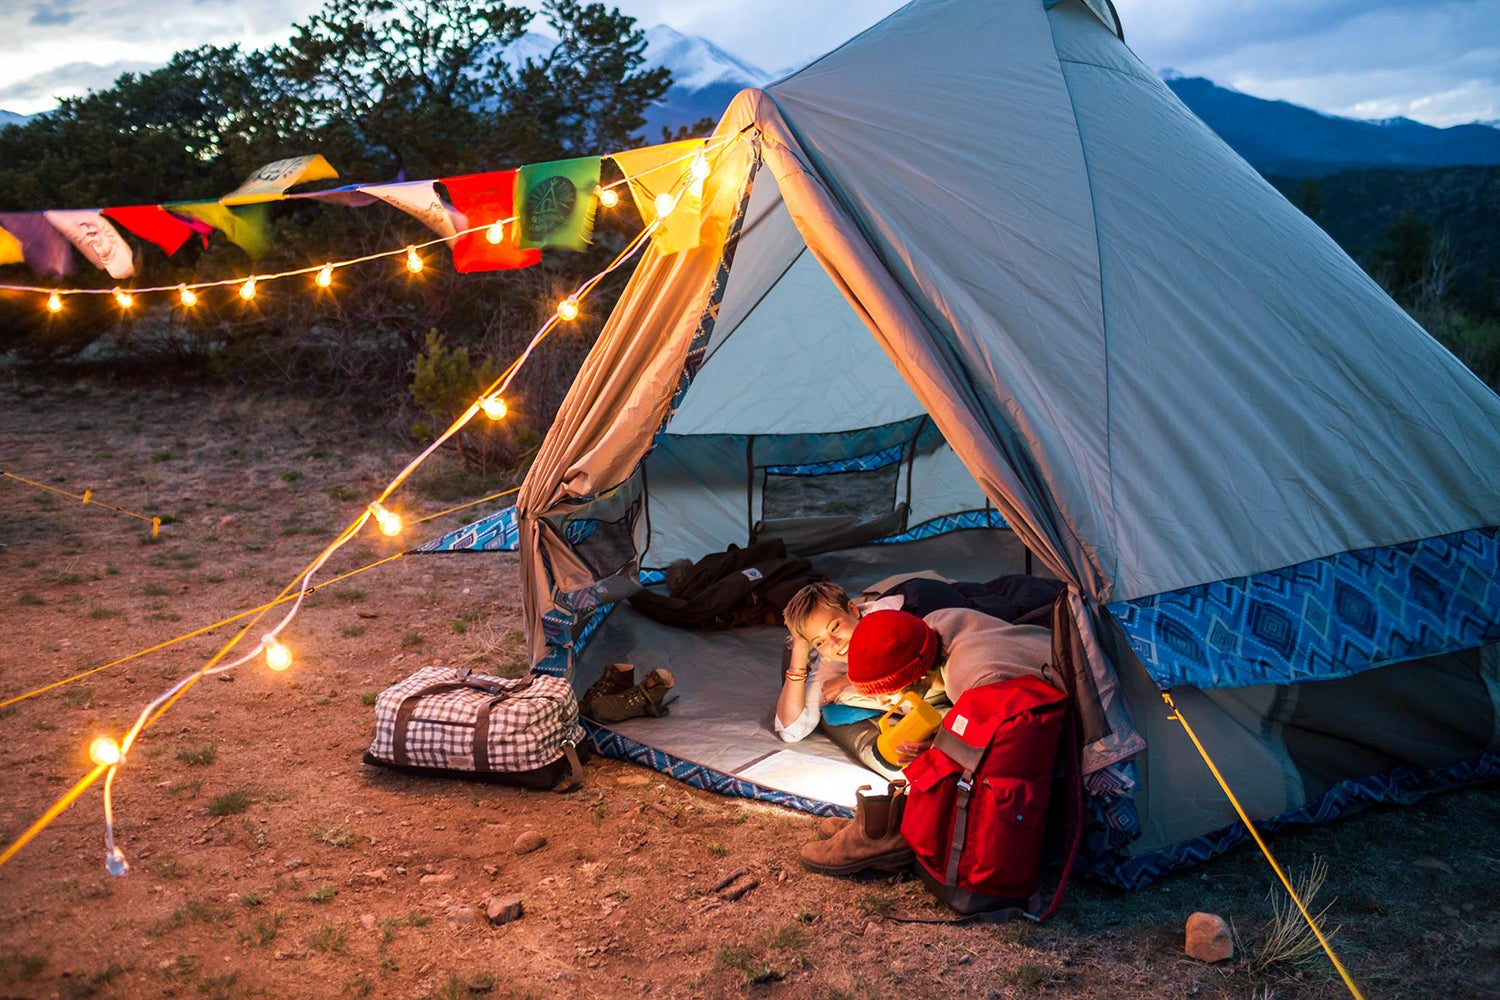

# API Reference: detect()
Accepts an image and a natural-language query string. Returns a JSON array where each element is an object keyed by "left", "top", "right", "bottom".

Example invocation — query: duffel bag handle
[{"left": 391, "top": 677, "right": 532, "bottom": 766}]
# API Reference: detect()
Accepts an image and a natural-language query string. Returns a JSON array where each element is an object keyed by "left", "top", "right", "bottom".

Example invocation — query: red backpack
[{"left": 899, "top": 675, "right": 1078, "bottom": 919}]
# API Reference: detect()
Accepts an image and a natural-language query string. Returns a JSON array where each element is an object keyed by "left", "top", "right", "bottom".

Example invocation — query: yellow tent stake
[
  {"left": 2, "top": 471, "right": 165, "bottom": 531},
  {"left": 1162, "top": 691, "right": 1365, "bottom": 999}
]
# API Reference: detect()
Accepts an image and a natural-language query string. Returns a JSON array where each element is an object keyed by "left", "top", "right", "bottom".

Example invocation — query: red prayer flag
[
  {"left": 102, "top": 205, "right": 203, "bottom": 256},
  {"left": 440, "top": 170, "right": 541, "bottom": 273}
]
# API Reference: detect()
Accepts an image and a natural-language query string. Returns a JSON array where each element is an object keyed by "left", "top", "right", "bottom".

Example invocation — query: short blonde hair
[{"left": 782, "top": 581, "right": 852, "bottom": 639}]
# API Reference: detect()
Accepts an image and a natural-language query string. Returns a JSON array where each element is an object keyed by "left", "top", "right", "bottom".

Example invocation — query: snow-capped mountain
[
  {"left": 639, "top": 25, "right": 770, "bottom": 141},
  {"left": 0, "top": 109, "right": 32, "bottom": 129}
]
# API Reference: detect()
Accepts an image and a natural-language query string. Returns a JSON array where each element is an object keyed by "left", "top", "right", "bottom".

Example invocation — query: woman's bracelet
[{"left": 784, "top": 670, "right": 808, "bottom": 683}]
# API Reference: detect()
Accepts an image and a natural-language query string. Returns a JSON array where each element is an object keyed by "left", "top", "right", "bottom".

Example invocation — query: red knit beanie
[{"left": 846, "top": 609, "right": 940, "bottom": 695}]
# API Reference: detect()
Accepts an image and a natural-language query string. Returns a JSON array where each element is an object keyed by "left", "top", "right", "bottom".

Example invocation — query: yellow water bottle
[{"left": 875, "top": 691, "right": 943, "bottom": 767}]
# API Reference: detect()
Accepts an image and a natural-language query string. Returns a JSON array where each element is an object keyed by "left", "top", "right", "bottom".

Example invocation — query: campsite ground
[{"left": 2, "top": 375, "right": 1498, "bottom": 1000}]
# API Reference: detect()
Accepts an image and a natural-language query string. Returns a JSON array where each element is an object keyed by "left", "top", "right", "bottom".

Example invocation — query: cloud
[
  {"left": 0, "top": 60, "right": 155, "bottom": 105},
  {"left": 28, "top": 2, "right": 81, "bottom": 28}
]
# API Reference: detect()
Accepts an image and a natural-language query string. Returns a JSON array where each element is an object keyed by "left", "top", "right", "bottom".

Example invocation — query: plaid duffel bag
[{"left": 364, "top": 665, "right": 585, "bottom": 790}]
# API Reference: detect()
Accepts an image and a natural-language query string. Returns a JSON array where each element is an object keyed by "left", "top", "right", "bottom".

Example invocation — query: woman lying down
[{"left": 773, "top": 575, "right": 1063, "bottom": 778}]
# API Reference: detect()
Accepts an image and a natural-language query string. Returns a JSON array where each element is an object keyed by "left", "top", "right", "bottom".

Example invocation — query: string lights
[
  {"left": 0, "top": 136, "right": 736, "bottom": 878},
  {"left": 178, "top": 285, "right": 197, "bottom": 307},
  {"left": 369, "top": 501, "right": 403, "bottom": 537},
  {"left": 486, "top": 221, "right": 506, "bottom": 244},
  {"left": 262, "top": 635, "right": 293, "bottom": 671}
]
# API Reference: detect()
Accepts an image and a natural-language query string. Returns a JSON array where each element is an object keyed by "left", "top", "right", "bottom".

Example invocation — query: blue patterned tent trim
[
  {"left": 565, "top": 519, "right": 598, "bottom": 545},
  {"left": 639, "top": 569, "right": 666, "bottom": 586},
  {"left": 534, "top": 602, "right": 615, "bottom": 677},
  {"left": 1109, "top": 525, "right": 1500, "bottom": 690},
  {"left": 872, "top": 509, "right": 1008, "bottom": 545},
  {"left": 412, "top": 505, "right": 520, "bottom": 553},
  {"left": 1075, "top": 750, "right": 1500, "bottom": 890},
  {"left": 583, "top": 721, "right": 851, "bottom": 818},
  {"left": 765, "top": 444, "right": 904, "bottom": 476}
]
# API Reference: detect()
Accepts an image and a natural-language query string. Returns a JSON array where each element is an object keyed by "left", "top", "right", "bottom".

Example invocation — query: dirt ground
[{"left": 2, "top": 375, "right": 1499, "bottom": 1000}]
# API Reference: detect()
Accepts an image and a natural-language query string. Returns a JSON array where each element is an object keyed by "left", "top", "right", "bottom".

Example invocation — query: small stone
[
  {"left": 615, "top": 774, "right": 651, "bottom": 787},
  {"left": 514, "top": 831, "right": 547, "bottom": 855},
  {"left": 225, "top": 893, "right": 240, "bottom": 905},
  {"left": 1413, "top": 856, "right": 1454, "bottom": 875},
  {"left": 483, "top": 864, "right": 499, "bottom": 877},
  {"left": 420, "top": 872, "right": 455, "bottom": 885},
  {"left": 861, "top": 921, "right": 880, "bottom": 937},
  {"left": 1185, "top": 912, "right": 1234, "bottom": 964},
  {"left": 1439, "top": 903, "right": 1461, "bottom": 918},
  {"left": 395, "top": 866, "right": 408, "bottom": 876},
  {"left": 485, "top": 895, "right": 524, "bottom": 925},
  {"left": 360, "top": 913, "right": 376, "bottom": 930},
  {"left": 447, "top": 905, "right": 478, "bottom": 925}
]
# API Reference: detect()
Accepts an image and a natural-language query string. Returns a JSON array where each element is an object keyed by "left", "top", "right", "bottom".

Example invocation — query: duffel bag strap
[
  {"left": 391, "top": 678, "right": 529, "bottom": 766},
  {"left": 470, "top": 691, "right": 584, "bottom": 792}
]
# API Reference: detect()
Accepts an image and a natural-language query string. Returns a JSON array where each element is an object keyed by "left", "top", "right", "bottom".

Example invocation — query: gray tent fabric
[{"left": 512, "top": 0, "right": 1500, "bottom": 887}]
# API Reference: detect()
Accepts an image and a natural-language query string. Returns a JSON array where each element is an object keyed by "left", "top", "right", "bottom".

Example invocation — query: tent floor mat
[{"left": 571, "top": 529, "right": 1031, "bottom": 809}]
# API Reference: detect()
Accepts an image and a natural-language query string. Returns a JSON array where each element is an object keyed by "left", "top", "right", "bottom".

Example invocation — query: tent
[{"left": 432, "top": 0, "right": 1500, "bottom": 887}]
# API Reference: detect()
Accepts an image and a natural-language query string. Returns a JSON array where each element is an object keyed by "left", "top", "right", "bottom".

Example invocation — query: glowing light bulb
[
  {"left": 263, "top": 635, "right": 292, "bottom": 672},
  {"left": 239, "top": 277, "right": 257, "bottom": 301},
  {"left": 405, "top": 246, "right": 423, "bottom": 273},
  {"left": 316, "top": 264, "right": 333, "bottom": 288},
  {"left": 481, "top": 395, "right": 508, "bottom": 420},
  {"left": 178, "top": 285, "right": 197, "bottom": 307},
  {"left": 597, "top": 186, "right": 619, "bottom": 209},
  {"left": 486, "top": 221, "right": 505, "bottom": 244},
  {"left": 89, "top": 736, "right": 122, "bottom": 767},
  {"left": 654, "top": 192, "right": 675, "bottom": 218},
  {"left": 370, "top": 502, "right": 402, "bottom": 537},
  {"left": 46, "top": 292, "right": 62, "bottom": 313},
  {"left": 556, "top": 297, "right": 580, "bottom": 322},
  {"left": 113, "top": 288, "right": 133, "bottom": 310},
  {"left": 690, "top": 152, "right": 711, "bottom": 180}
]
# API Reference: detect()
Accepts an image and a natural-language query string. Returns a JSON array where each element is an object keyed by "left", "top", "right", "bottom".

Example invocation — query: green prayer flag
[
  {"left": 167, "top": 201, "right": 272, "bottom": 258},
  {"left": 514, "top": 156, "right": 601, "bottom": 252}
]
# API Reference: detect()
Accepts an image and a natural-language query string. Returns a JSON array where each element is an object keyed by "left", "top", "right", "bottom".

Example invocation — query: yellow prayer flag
[
  {"left": 609, "top": 140, "right": 714, "bottom": 255},
  {"left": 220, "top": 155, "right": 339, "bottom": 206},
  {"left": 0, "top": 224, "right": 22, "bottom": 266}
]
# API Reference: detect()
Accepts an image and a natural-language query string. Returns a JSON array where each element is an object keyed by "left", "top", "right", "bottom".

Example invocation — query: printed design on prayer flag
[
  {"left": 43, "top": 210, "right": 135, "bottom": 279},
  {"left": 221, "top": 155, "right": 339, "bottom": 207},
  {"left": 515, "top": 157, "right": 600, "bottom": 252},
  {"left": 525, "top": 177, "right": 578, "bottom": 240},
  {"left": 363, "top": 182, "right": 458, "bottom": 240}
]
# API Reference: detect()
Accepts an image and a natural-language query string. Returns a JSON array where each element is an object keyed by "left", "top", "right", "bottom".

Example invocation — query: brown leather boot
[
  {"left": 799, "top": 781, "right": 913, "bottom": 876},
  {"left": 582, "top": 668, "right": 675, "bottom": 723},
  {"left": 814, "top": 815, "right": 849, "bottom": 839}
]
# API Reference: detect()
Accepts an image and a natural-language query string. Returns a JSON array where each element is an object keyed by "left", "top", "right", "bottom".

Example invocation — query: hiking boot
[
  {"left": 799, "top": 781, "right": 913, "bottom": 876},
  {"left": 580, "top": 663, "right": 635, "bottom": 708},
  {"left": 814, "top": 815, "right": 850, "bottom": 839},
  {"left": 582, "top": 668, "right": 676, "bottom": 723}
]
